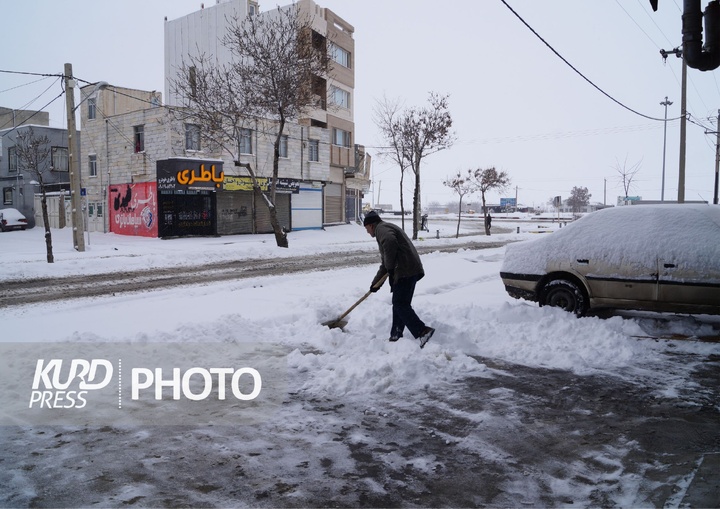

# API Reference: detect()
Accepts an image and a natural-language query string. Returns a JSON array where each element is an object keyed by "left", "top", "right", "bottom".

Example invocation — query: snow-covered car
[
  {"left": 500, "top": 204, "right": 720, "bottom": 316},
  {"left": 0, "top": 208, "right": 28, "bottom": 232}
]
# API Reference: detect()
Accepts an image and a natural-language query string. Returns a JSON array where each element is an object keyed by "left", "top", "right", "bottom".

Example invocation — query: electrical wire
[{"left": 499, "top": 0, "right": 679, "bottom": 122}]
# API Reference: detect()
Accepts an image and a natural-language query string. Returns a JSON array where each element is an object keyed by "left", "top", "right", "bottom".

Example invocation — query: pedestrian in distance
[
  {"left": 485, "top": 213, "right": 492, "bottom": 230},
  {"left": 363, "top": 210, "right": 435, "bottom": 348}
]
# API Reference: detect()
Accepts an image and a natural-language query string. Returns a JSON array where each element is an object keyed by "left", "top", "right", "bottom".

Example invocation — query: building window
[
  {"left": 51, "top": 147, "right": 69, "bottom": 172},
  {"left": 134, "top": 125, "right": 145, "bottom": 153},
  {"left": 189, "top": 66, "right": 197, "bottom": 99},
  {"left": 330, "top": 43, "right": 351, "bottom": 68},
  {"left": 185, "top": 124, "right": 201, "bottom": 151},
  {"left": 88, "top": 98, "right": 96, "bottom": 120},
  {"left": 279, "top": 134, "right": 288, "bottom": 158},
  {"left": 332, "top": 128, "right": 351, "bottom": 147},
  {"left": 3, "top": 187, "right": 12, "bottom": 205},
  {"left": 239, "top": 128, "right": 253, "bottom": 155},
  {"left": 308, "top": 139, "right": 319, "bottom": 162},
  {"left": 89, "top": 154, "right": 97, "bottom": 177},
  {"left": 329, "top": 86, "right": 350, "bottom": 109},
  {"left": 8, "top": 146, "right": 17, "bottom": 173}
]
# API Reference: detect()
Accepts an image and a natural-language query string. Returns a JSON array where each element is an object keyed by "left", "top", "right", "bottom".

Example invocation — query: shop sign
[
  {"left": 157, "top": 159, "right": 224, "bottom": 192},
  {"left": 223, "top": 176, "right": 299, "bottom": 194}
]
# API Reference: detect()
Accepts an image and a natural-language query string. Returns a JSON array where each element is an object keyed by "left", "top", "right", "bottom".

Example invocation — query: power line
[{"left": 499, "top": 0, "right": 677, "bottom": 122}]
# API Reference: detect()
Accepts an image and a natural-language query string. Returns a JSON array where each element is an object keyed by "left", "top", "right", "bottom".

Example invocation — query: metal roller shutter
[
  {"left": 256, "top": 193, "right": 291, "bottom": 234},
  {"left": 324, "top": 183, "right": 343, "bottom": 224},
  {"left": 216, "top": 191, "right": 253, "bottom": 234}
]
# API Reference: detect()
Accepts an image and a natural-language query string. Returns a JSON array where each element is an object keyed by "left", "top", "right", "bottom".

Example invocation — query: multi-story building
[
  {"left": 164, "top": 0, "right": 370, "bottom": 226},
  {"left": 78, "top": 0, "right": 369, "bottom": 238},
  {"left": 0, "top": 110, "right": 78, "bottom": 228}
]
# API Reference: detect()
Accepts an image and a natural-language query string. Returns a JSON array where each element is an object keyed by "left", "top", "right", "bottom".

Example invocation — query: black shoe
[
  {"left": 419, "top": 327, "right": 435, "bottom": 349},
  {"left": 388, "top": 336, "right": 402, "bottom": 342}
]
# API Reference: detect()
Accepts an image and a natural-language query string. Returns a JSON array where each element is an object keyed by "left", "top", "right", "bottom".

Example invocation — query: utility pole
[
  {"left": 604, "top": 178, "right": 607, "bottom": 206},
  {"left": 661, "top": 48, "right": 687, "bottom": 203},
  {"left": 64, "top": 63, "right": 85, "bottom": 252},
  {"left": 708, "top": 110, "right": 720, "bottom": 205},
  {"left": 660, "top": 97, "right": 673, "bottom": 201},
  {"left": 716, "top": 110, "right": 720, "bottom": 205}
]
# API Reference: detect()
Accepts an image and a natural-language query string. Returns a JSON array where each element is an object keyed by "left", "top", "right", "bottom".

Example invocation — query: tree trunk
[
  {"left": 268, "top": 115, "right": 289, "bottom": 248},
  {"left": 482, "top": 194, "right": 490, "bottom": 236},
  {"left": 237, "top": 159, "right": 288, "bottom": 249},
  {"left": 412, "top": 169, "right": 421, "bottom": 240},
  {"left": 40, "top": 192, "right": 54, "bottom": 263},
  {"left": 399, "top": 170, "right": 405, "bottom": 230},
  {"left": 455, "top": 196, "right": 463, "bottom": 238}
]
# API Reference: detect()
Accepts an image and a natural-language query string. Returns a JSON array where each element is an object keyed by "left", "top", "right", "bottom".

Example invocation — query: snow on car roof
[{"left": 501, "top": 204, "right": 720, "bottom": 278}]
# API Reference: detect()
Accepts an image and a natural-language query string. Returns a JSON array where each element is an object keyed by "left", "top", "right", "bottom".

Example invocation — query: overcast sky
[{"left": 2, "top": 1, "right": 719, "bottom": 209}]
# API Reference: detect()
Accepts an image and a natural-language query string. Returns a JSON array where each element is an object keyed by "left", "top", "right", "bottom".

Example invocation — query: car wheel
[{"left": 541, "top": 279, "right": 588, "bottom": 316}]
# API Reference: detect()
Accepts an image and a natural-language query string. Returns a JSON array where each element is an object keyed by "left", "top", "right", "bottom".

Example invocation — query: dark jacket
[{"left": 371, "top": 221, "right": 424, "bottom": 287}]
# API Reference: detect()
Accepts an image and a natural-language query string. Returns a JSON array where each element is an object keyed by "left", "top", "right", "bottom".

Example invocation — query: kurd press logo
[{"left": 0, "top": 342, "right": 286, "bottom": 426}]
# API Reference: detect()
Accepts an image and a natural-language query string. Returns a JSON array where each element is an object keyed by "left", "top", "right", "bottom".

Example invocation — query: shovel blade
[{"left": 322, "top": 318, "right": 348, "bottom": 330}]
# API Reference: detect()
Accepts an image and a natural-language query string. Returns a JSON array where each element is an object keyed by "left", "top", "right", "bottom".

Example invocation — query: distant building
[
  {"left": 78, "top": 85, "right": 331, "bottom": 236},
  {"left": 0, "top": 107, "right": 49, "bottom": 130},
  {"left": 0, "top": 121, "right": 78, "bottom": 228}
]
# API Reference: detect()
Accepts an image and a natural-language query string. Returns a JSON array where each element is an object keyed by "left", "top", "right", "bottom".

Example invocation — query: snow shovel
[{"left": 323, "top": 274, "right": 388, "bottom": 330}]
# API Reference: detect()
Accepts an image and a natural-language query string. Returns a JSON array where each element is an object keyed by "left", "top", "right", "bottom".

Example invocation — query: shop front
[
  {"left": 156, "top": 158, "right": 223, "bottom": 238},
  {"left": 218, "top": 176, "right": 295, "bottom": 235}
]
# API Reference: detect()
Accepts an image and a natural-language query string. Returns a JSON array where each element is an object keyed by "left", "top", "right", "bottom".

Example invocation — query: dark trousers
[{"left": 391, "top": 276, "right": 426, "bottom": 339}]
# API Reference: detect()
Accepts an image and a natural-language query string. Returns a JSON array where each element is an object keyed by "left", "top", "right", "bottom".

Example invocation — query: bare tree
[
  {"left": 614, "top": 156, "right": 642, "bottom": 205},
  {"left": 566, "top": 186, "right": 591, "bottom": 215},
  {"left": 171, "top": 5, "right": 331, "bottom": 248},
  {"left": 15, "top": 128, "right": 54, "bottom": 263},
  {"left": 373, "top": 95, "right": 410, "bottom": 229},
  {"left": 443, "top": 169, "right": 476, "bottom": 238},
  {"left": 472, "top": 167, "right": 510, "bottom": 236},
  {"left": 374, "top": 92, "right": 455, "bottom": 240}
]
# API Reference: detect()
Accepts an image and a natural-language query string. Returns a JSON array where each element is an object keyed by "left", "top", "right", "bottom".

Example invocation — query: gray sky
[{"left": 2, "top": 1, "right": 719, "bottom": 209}]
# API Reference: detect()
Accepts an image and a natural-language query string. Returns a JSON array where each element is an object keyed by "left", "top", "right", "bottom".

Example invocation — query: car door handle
[
  {"left": 576, "top": 259, "right": 589, "bottom": 264},
  {"left": 663, "top": 263, "right": 676, "bottom": 268}
]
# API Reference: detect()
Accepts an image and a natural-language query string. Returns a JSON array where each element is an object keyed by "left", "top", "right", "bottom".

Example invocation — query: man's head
[{"left": 363, "top": 210, "right": 382, "bottom": 237}]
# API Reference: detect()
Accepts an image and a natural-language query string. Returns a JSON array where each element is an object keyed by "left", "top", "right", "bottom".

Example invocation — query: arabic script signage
[
  {"left": 108, "top": 182, "right": 158, "bottom": 238},
  {"left": 156, "top": 159, "right": 224, "bottom": 192},
  {"left": 223, "top": 176, "right": 299, "bottom": 194}
]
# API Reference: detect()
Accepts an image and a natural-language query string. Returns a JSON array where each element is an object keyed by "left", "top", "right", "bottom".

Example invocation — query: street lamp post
[
  {"left": 660, "top": 48, "right": 687, "bottom": 203},
  {"left": 660, "top": 97, "right": 673, "bottom": 201}
]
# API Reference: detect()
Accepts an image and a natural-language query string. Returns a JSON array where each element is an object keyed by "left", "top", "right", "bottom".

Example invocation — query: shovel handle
[{"left": 335, "top": 273, "right": 388, "bottom": 322}]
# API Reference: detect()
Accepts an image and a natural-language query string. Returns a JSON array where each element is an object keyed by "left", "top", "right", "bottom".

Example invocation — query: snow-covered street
[{"left": 1, "top": 215, "right": 719, "bottom": 507}]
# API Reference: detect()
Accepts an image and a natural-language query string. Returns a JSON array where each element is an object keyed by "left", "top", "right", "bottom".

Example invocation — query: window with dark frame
[
  {"left": 134, "top": 125, "right": 145, "bottom": 153},
  {"left": 330, "top": 86, "right": 350, "bottom": 109},
  {"left": 88, "top": 98, "right": 96, "bottom": 120},
  {"left": 8, "top": 146, "right": 17, "bottom": 173},
  {"left": 185, "top": 124, "right": 201, "bottom": 151},
  {"left": 239, "top": 128, "right": 253, "bottom": 154},
  {"left": 89, "top": 154, "right": 97, "bottom": 177},
  {"left": 330, "top": 43, "right": 351, "bottom": 68},
  {"left": 332, "top": 128, "right": 351, "bottom": 148},
  {"left": 51, "top": 147, "right": 69, "bottom": 172},
  {"left": 279, "top": 134, "right": 288, "bottom": 158},
  {"left": 3, "top": 187, "right": 12, "bottom": 205},
  {"left": 308, "top": 139, "right": 319, "bottom": 162}
]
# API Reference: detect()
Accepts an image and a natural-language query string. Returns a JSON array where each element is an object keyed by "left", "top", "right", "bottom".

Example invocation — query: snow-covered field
[{"left": 1, "top": 214, "right": 718, "bottom": 507}]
